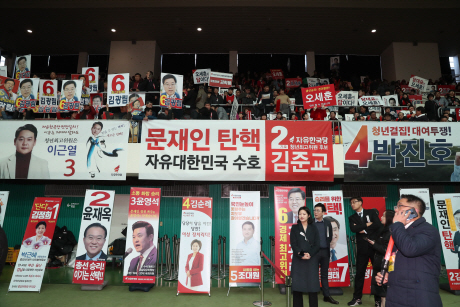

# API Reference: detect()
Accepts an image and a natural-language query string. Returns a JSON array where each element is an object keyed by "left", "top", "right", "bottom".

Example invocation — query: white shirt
[
  {"left": 85, "top": 250, "right": 102, "bottom": 261},
  {"left": 188, "top": 255, "right": 195, "bottom": 270},
  {"left": 236, "top": 237, "right": 260, "bottom": 265},
  {"left": 138, "top": 245, "right": 154, "bottom": 269}
]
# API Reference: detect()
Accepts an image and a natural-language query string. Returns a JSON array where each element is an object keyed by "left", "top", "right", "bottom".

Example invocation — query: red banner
[
  {"left": 438, "top": 85, "right": 455, "bottom": 95},
  {"left": 270, "top": 69, "right": 284, "bottom": 80},
  {"left": 229, "top": 266, "right": 261, "bottom": 283},
  {"left": 456, "top": 108, "right": 460, "bottom": 121},
  {"left": 265, "top": 121, "right": 334, "bottom": 182},
  {"left": 285, "top": 78, "right": 301, "bottom": 88},
  {"left": 408, "top": 94, "right": 423, "bottom": 105},
  {"left": 301, "top": 84, "right": 336, "bottom": 109},
  {"left": 208, "top": 72, "right": 233, "bottom": 88}
]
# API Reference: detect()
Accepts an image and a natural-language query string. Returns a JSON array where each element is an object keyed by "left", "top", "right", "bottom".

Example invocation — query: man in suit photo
[
  {"left": 314, "top": 203, "right": 339, "bottom": 305},
  {"left": 453, "top": 209, "right": 460, "bottom": 269},
  {"left": 0, "top": 124, "right": 50, "bottom": 179},
  {"left": 324, "top": 216, "right": 348, "bottom": 262},
  {"left": 127, "top": 221, "right": 157, "bottom": 276},
  {"left": 76, "top": 223, "right": 108, "bottom": 261},
  {"left": 347, "top": 196, "right": 382, "bottom": 306},
  {"left": 283, "top": 188, "right": 306, "bottom": 224}
]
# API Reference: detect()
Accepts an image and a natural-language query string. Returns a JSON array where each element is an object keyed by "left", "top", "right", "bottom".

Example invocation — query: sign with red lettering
[
  {"left": 270, "top": 69, "right": 284, "bottom": 80},
  {"left": 408, "top": 94, "right": 423, "bottom": 105},
  {"left": 285, "top": 78, "right": 301, "bottom": 88},
  {"left": 301, "top": 84, "right": 336, "bottom": 109},
  {"left": 358, "top": 96, "right": 384, "bottom": 106},
  {"left": 108, "top": 73, "right": 129, "bottom": 107},
  {"left": 409, "top": 75, "right": 428, "bottom": 92},
  {"left": 439, "top": 85, "right": 455, "bottom": 96},
  {"left": 208, "top": 71, "right": 233, "bottom": 88},
  {"left": 82, "top": 67, "right": 99, "bottom": 93}
]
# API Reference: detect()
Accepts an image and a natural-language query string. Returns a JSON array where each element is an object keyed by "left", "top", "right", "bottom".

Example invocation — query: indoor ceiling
[{"left": 1, "top": 0, "right": 460, "bottom": 56}]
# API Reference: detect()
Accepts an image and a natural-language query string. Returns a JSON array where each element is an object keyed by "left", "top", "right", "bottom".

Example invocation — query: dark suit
[
  {"left": 348, "top": 209, "right": 382, "bottom": 299},
  {"left": 452, "top": 231, "right": 460, "bottom": 269},
  {"left": 76, "top": 251, "right": 107, "bottom": 261},
  {"left": 280, "top": 211, "right": 298, "bottom": 224},
  {"left": 127, "top": 246, "right": 157, "bottom": 276},
  {"left": 314, "top": 219, "right": 333, "bottom": 297}
]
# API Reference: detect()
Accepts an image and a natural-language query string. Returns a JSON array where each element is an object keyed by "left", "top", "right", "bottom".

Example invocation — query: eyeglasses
[{"left": 394, "top": 204, "right": 412, "bottom": 210}]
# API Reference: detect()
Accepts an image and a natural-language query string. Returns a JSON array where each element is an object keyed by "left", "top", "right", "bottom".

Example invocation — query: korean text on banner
[
  {"left": 160, "top": 73, "right": 183, "bottom": 109},
  {"left": 73, "top": 190, "right": 115, "bottom": 285},
  {"left": 409, "top": 76, "right": 428, "bottom": 92},
  {"left": 336, "top": 91, "right": 358, "bottom": 106},
  {"left": 39, "top": 80, "right": 58, "bottom": 113},
  {"left": 342, "top": 122, "right": 459, "bottom": 182},
  {"left": 358, "top": 96, "right": 384, "bottom": 106},
  {"left": 274, "top": 186, "right": 306, "bottom": 284},
  {"left": 285, "top": 78, "right": 301, "bottom": 88},
  {"left": 193, "top": 69, "right": 211, "bottom": 84},
  {"left": 399, "top": 188, "right": 432, "bottom": 224},
  {"left": 177, "top": 197, "right": 213, "bottom": 294},
  {"left": 0, "top": 120, "right": 129, "bottom": 180},
  {"left": 14, "top": 55, "right": 31, "bottom": 79},
  {"left": 439, "top": 85, "right": 455, "bottom": 95},
  {"left": 271, "top": 69, "right": 284, "bottom": 80},
  {"left": 209, "top": 72, "right": 233, "bottom": 89},
  {"left": 229, "top": 191, "right": 261, "bottom": 286},
  {"left": 0, "top": 191, "right": 9, "bottom": 227},
  {"left": 301, "top": 84, "right": 336, "bottom": 109},
  {"left": 108, "top": 73, "right": 129, "bottom": 107},
  {"left": 312, "top": 190, "right": 350, "bottom": 287},
  {"left": 9, "top": 198, "right": 62, "bottom": 292},
  {"left": 433, "top": 193, "right": 460, "bottom": 290},
  {"left": 82, "top": 67, "right": 99, "bottom": 93},
  {"left": 123, "top": 187, "right": 161, "bottom": 283}
]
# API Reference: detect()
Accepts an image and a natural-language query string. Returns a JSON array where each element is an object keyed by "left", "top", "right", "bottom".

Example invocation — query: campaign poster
[
  {"left": 307, "top": 78, "right": 320, "bottom": 88},
  {"left": 90, "top": 93, "right": 103, "bottom": 113},
  {"left": 159, "top": 72, "right": 183, "bottom": 109},
  {"left": 409, "top": 76, "right": 428, "bottom": 92},
  {"left": 16, "top": 78, "right": 39, "bottom": 111},
  {"left": 330, "top": 57, "right": 340, "bottom": 71},
  {"left": 72, "top": 74, "right": 90, "bottom": 106},
  {"left": 425, "top": 85, "right": 437, "bottom": 93},
  {"left": 382, "top": 94, "right": 399, "bottom": 107},
  {"left": 8, "top": 197, "right": 62, "bottom": 292},
  {"left": 0, "top": 76, "right": 19, "bottom": 112},
  {"left": 399, "top": 188, "right": 432, "bottom": 224},
  {"left": 0, "top": 191, "right": 9, "bottom": 227},
  {"left": 193, "top": 69, "right": 210, "bottom": 85},
  {"left": 302, "top": 84, "right": 336, "bottom": 109},
  {"left": 270, "top": 69, "right": 284, "bottom": 80},
  {"left": 0, "top": 120, "right": 129, "bottom": 180},
  {"left": 177, "top": 197, "right": 212, "bottom": 294},
  {"left": 0, "top": 66, "right": 7, "bottom": 77},
  {"left": 438, "top": 85, "right": 455, "bottom": 96},
  {"left": 274, "top": 186, "right": 306, "bottom": 284},
  {"left": 342, "top": 122, "right": 459, "bottom": 182},
  {"left": 229, "top": 191, "right": 261, "bottom": 286},
  {"left": 38, "top": 80, "right": 58, "bottom": 113},
  {"left": 320, "top": 78, "right": 329, "bottom": 85},
  {"left": 336, "top": 91, "right": 358, "bottom": 106},
  {"left": 14, "top": 55, "right": 31, "bottom": 79},
  {"left": 400, "top": 85, "right": 413, "bottom": 94},
  {"left": 358, "top": 96, "right": 384, "bottom": 106},
  {"left": 60, "top": 79, "right": 83, "bottom": 111},
  {"left": 433, "top": 193, "right": 460, "bottom": 290},
  {"left": 128, "top": 93, "right": 146, "bottom": 117},
  {"left": 123, "top": 187, "right": 161, "bottom": 283},
  {"left": 82, "top": 67, "right": 99, "bottom": 93},
  {"left": 107, "top": 73, "right": 129, "bottom": 107},
  {"left": 285, "top": 78, "right": 301, "bottom": 89},
  {"left": 73, "top": 190, "right": 115, "bottom": 285},
  {"left": 313, "top": 190, "right": 350, "bottom": 287},
  {"left": 409, "top": 95, "right": 423, "bottom": 106},
  {"left": 208, "top": 71, "right": 232, "bottom": 89}
]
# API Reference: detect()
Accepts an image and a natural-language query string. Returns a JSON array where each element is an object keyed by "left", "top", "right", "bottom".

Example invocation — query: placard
[
  {"left": 270, "top": 69, "right": 284, "bottom": 80},
  {"left": 38, "top": 80, "right": 58, "bottom": 113},
  {"left": 73, "top": 190, "right": 115, "bottom": 285},
  {"left": 160, "top": 73, "right": 183, "bottom": 109},
  {"left": 0, "top": 191, "right": 9, "bottom": 227},
  {"left": 0, "top": 66, "right": 7, "bottom": 77},
  {"left": 358, "top": 96, "right": 384, "bottom": 106},
  {"left": 336, "top": 91, "right": 358, "bottom": 106},
  {"left": 302, "top": 84, "right": 336, "bottom": 109},
  {"left": 0, "top": 77, "right": 19, "bottom": 112},
  {"left": 399, "top": 188, "right": 432, "bottom": 224},
  {"left": 16, "top": 78, "right": 39, "bottom": 111},
  {"left": 229, "top": 191, "right": 261, "bottom": 286},
  {"left": 123, "top": 187, "right": 161, "bottom": 283},
  {"left": 438, "top": 85, "right": 455, "bottom": 96},
  {"left": 9, "top": 197, "right": 61, "bottom": 292},
  {"left": 382, "top": 94, "right": 399, "bottom": 107},
  {"left": 108, "top": 73, "right": 129, "bottom": 107},
  {"left": 307, "top": 78, "right": 320, "bottom": 88},
  {"left": 193, "top": 69, "right": 211, "bottom": 84},
  {"left": 177, "top": 197, "right": 212, "bottom": 294},
  {"left": 285, "top": 78, "right": 301, "bottom": 88},
  {"left": 72, "top": 74, "right": 90, "bottom": 106},
  {"left": 14, "top": 55, "right": 31, "bottom": 79},
  {"left": 409, "top": 76, "right": 428, "bottom": 92},
  {"left": 82, "top": 67, "right": 99, "bottom": 93},
  {"left": 209, "top": 71, "right": 232, "bottom": 89},
  {"left": 60, "top": 79, "right": 83, "bottom": 111}
]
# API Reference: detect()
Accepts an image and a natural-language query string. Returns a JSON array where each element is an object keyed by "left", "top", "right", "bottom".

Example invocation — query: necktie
[
  {"left": 331, "top": 249, "right": 337, "bottom": 261},
  {"left": 137, "top": 254, "right": 144, "bottom": 275},
  {"left": 359, "top": 212, "right": 364, "bottom": 222}
]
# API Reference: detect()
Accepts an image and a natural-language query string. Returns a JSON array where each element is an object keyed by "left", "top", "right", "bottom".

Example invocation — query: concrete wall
[{"left": 108, "top": 41, "right": 161, "bottom": 77}]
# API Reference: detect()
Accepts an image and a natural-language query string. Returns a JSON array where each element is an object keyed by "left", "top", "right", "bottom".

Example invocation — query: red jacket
[
  {"left": 185, "top": 252, "right": 204, "bottom": 287},
  {"left": 310, "top": 109, "right": 327, "bottom": 120}
]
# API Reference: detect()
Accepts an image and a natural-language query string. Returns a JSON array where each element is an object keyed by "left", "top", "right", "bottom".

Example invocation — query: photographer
[{"left": 375, "top": 195, "right": 442, "bottom": 307}]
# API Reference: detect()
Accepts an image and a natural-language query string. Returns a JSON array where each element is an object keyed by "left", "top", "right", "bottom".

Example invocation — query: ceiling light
[
  {"left": 197, "top": 28, "right": 202, "bottom": 31},
  {"left": 371, "top": 29, "right": 377, "bottom": 33},
  {"left": 111, "top": 29, "right": 116, "bottom": 32},
  {"left": 27, "top": 29, "right": 32, "bottom": 33}
]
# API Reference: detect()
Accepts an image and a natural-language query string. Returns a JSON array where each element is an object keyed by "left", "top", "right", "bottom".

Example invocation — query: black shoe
[
  {"left": 347, "top": 298, "right": 362, "bottom": 306},
  {"left": 375, "top": 301, "right": 381, "bottom": 307},
  {"left": 324, "top": 296, "right": 339, "bottom": 304}
]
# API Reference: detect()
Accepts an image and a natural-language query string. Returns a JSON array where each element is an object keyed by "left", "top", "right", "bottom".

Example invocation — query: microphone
[
  {"left": 124, "top": 248, "right": 133, "bottom": 259},
  {"left": 380, "top": 236, "right": 395, "bottom": 279}
]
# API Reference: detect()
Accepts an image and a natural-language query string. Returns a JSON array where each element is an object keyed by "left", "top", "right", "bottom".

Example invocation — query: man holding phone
[{"left": 375, "top": 195, "right": 442, "bottom": 307}]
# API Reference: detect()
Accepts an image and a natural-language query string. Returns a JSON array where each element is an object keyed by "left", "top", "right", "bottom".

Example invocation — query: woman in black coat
[
  {"left": 290, "top": 207, "right": 320, "bottom": 307},
  {"left": 366, "top": 210, "right": 394, "bottom": 307}
]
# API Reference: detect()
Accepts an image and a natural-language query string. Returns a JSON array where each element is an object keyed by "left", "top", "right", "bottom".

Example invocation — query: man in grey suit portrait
[{"left": 0, "top": 124, "right": 50, "bottom": 179}]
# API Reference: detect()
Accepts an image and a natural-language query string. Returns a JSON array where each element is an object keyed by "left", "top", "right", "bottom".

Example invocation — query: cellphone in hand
[{"left": 405, "top": 207, "right": 418, "bottom": 221}]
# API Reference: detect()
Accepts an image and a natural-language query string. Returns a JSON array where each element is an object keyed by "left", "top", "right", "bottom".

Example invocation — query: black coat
[
  {"left": 183, "top": 89, "right": 198, "bottom": 109},
  {"left": 290, "top": 223, "right": 320, "bottom": 293},
  {"left": 348, "top": 209, "right": 382, "bottom": 254},
  {"left": 313, "top": 218, "right": 333, "bottom": 249},
  {"left": 371, "top": 225, "right": 390, "bottom": 297}
]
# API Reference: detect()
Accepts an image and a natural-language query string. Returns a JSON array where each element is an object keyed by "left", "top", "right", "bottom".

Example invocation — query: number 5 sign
[
  {"left": 82, "top": 67, "right": 99, "bottom": 93},
  {"left": 108, "top": 73, "right": 129, "bottom": 106}
]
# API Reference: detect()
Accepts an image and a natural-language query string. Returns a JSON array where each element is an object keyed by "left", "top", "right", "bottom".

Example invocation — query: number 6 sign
[
  {"left": 107, "top": 73, "right": 129, "bottom": 107},
  {"left": 82, "top": 67, "right": 99, "bottom": 93}
]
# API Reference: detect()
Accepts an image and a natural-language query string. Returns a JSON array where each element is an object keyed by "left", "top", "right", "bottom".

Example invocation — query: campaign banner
[
  {"left": 193, "top": 69, "right": 211, "bottom": 84},
  {"left": 330, "top": 57, "right": 340, "bottom": 71},
  {"left": 409, "top": 76, "right": 428, "bottom": 92},
  {"left": 274, "top": 186, "right": 306, "bottom": 284},
  {"left": 9, "top": 197, "right": 62, "bottom": 292},
  {"left": 123, "top": 187, "right": 161, "bottom": 283},
  {"left": 90, "top": 93, "right": 103, "bottom": 113},
  {"left": 208, "top": 71, "right": 232, "bottom": 88},
  {"left": 313, "top": 190, "right": 350, "bottom": 287},
  {"left": 358, "top": 96, "right": 384, "bottom": 106},
  {"left": 72, "top": 74, "right": 90, "bottom": 106},
  {"left": 271, "top": 69, "right": 284, "bottom": 80},
  {"left": 38, "top": 80, "right": 59, "bottom": 113},
  {"left": 0, "top": 191, "right": 9, "bottom": 227},
  {"left": 129, "top": 93, "right": 146, "bottom": 117},
  {"left": 229, "top": 191, "right": 261, "bottom": 286},
  {"left": 16, "top": 78, "right": 39, "bottom": 111},
  {"left": 0, "top": 66, "right": 7, "bottom": 77},
  {"left": 108, "top": 73, "right": 129, "bottom": 107},
  {"left": 382, "top": 94, "right": 399, "bottom": 107},
  {"left": 342, "top": 122, "right": 459, "bottom": 182},
  {"left": 319, "top": 79, "right": 330, "bottom": 85},
  {"left": 336, "top": 91, "right": 358, "bottom": 106},
  {"left": 307, "top": 78, "right": 320, "bottom": 88},
  {"left": 425, "top": 85, "right": 437, "bottom": 93},
  {"left": 160, "top": 73, "right": 183, "bottom": 109},
  {"left": 302, "top": 84, "right": 336, "bottom": 109},
  {"left": 433, "top": 193, "right": 460, "bottom": 290},
  {"left": 285, "top": 78, "right": 301, "bottom": 88},
  {"left": 59, "top": 79, "right": 82, "bottom": 111},
  {"left": 408, "top": 94, "right": 423, "bottom": 106},
  {"left": 139, "top": 121, "right": 333, "bottom": 182},
  {"left": 73, "top": 190, "right": 115, "bottom": 285},
  {"left": 0, "top": 120, "right": 128, "bottom": 180},
  {"left": 456, "top": 108, "right": 460, "bottom": 122},
  {"left": 439, "top": 85, "right": 455, "bottom": 96},
  {"left": 82, "top": 67, "right": 99, "bottom": 93},
  {"left": 0, "top": 76, "right": 19, "bottom": 112},
  {"left": 399, "top": 188, "right": 432, "bottom": 224},
  {"left": 177, "top": 197, "right": 212, "bottom": 294},
  {"left": 14, "top": 55, "right": 31, "bottom": 79}
]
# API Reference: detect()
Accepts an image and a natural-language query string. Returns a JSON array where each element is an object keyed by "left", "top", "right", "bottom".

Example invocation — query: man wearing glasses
[
  {"left": 375, "top": 195, "right": 442, "bottom": 307},
  {"left": 77, "top": 223, "right": 108, "bottom": 261},
  {"left": 283, "top": 188, "right": 306, "bottom": 224}
]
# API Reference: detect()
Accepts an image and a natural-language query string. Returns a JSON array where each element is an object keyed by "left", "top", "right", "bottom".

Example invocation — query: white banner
[
  {"left": 177, "top": 197, "right": 213, "bottom": 294},
  {"left": 399, "top": 188, "right": 432, "bottom": 224},
  {"left": 14, "top": 54, "right": 31, "bottom": 79},
  {"left": 193, "top": 69, "right": 210, "bottom": 84},
  {"left": 0, "top": 191, "right": 9, "bottom": 227},
  {"left": 82, "top": 67, "right": 99, "bottom": 93},
  {"left": 38, "top": 80, "right": 59, "bottom": 113},
  {"left": 382, "top": 94, "right": 399, "bottom": 107},
  {"left": 108, "top": 73, "right": 129, "bottom": 107},
  {"left": 336, "top": 91, "right": 358, "bottom": 106},
  {"left": 433, "top": 193, "right": 460, "bottom": 290},
  {"left": 409, "top": 76, "right": 428, "bottom": 92},
  {"left": 0, "top": 120, "right": 129, "bottom": 180},
  {"left": 229, "top": 191, "right": 261, "bottom": 286},
  {"left": 358, "top": 96, "right": 384, "bottom": 106},
  {"left": 209, "top": 72, "right": 233, "bottom": 88}
]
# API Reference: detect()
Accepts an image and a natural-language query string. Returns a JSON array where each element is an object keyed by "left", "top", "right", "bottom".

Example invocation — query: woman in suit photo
[
  {"left": 290, "top": 207, "right": 320, "bottom": 307},
  {"left": 185, "top": 239, "right": 204, "bottom": 290}
]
